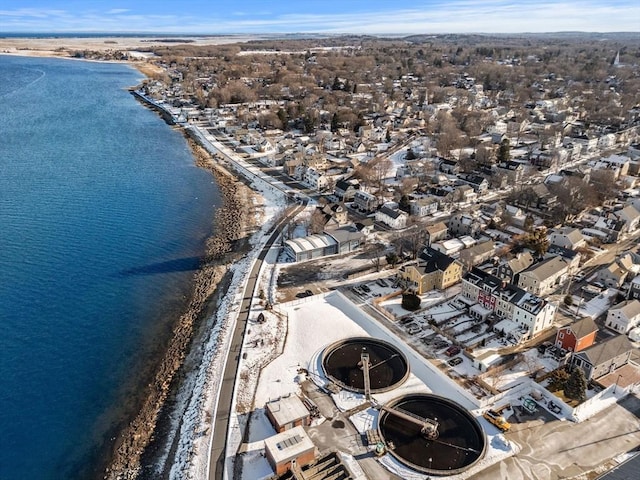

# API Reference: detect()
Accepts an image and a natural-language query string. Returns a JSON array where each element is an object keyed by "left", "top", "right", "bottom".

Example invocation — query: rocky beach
[{"left": 103, "top": 129, "right": 262, "bottom": 479}]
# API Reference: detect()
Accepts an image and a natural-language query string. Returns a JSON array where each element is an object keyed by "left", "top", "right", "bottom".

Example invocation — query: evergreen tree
[
  {"left": 548, "top": 367, "right": 570, "bottom": 392},
  {"left": 565, "top": 367, "right": 587, "bottom": 402},
  {"left": 524, "top": 227, "right": 549, "bottom": 257},
  {"left": 331, "top": 113, "right": 339, "bottom": 133},
  {"left": 385, "top": 252, "right": 399, "bottom": 267},
  {"left": 402, "top": 293, "right": 421, "bottom": 311},
  {"left": 497, "top": 138, "right": 511, "bottom": 163},
  {"left": 399, "top": 194, "right": 411, "bottom": 213},
  {"left": 277, "top": 108, "right": 289, "bottom": 131},
  {"left": 385, "top": 128, "right": 391, "bottom": 143}
]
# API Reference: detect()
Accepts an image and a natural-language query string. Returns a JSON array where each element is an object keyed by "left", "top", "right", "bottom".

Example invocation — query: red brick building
[
  {"left": 264, "top": 426, "right": 317, "bottom": 475},
  {"left": 265, "top": 395, "right": 311, "bottom": 433}
]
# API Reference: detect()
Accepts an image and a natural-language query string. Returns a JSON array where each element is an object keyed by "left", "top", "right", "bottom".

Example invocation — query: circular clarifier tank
[
  {"left": 378, "top": 394, "right": 486, "bottom": 475},
  {"left": 321, "top": 337, "right": 409, "bottom": 393}
]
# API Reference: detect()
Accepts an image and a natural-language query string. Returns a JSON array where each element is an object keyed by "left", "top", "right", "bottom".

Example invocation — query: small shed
[
  {"left": 264, "top": 425, "right": 317, "bottom": 475},
  {"left": 265, "top": 395, "right": 310, "bottom": 433},
  {"left": 472, "top": 350, "right": 502, "bottom": 372}
]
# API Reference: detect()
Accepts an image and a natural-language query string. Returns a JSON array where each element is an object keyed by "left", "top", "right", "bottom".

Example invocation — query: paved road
[{"left": 208, "top": 199, "right": 307, "bottom": 480}]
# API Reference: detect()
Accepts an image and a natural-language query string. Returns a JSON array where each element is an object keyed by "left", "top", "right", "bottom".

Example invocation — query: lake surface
[{"left": 0, "top": 55, "right": 220, "bottom": 479}]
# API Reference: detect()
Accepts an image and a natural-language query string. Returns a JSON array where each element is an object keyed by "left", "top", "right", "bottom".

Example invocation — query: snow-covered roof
[
  {"left": 284, "top": 234, "right": 337, "bottom": 254},
  {"left": 265, "top": 395, "right": 309, "bottom": 427},
  {"left": 264, "top": 425, "right": 315, "bottom": 465}
]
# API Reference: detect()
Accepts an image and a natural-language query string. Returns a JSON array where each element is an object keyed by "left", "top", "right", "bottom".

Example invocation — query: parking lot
[{"left": 470, "top": 394, "right": 640, "bottom": 480}]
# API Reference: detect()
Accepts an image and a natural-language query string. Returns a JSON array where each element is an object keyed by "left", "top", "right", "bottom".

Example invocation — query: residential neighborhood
[{"left": 130, "top": 34, "right": 640, "bottom": 480}]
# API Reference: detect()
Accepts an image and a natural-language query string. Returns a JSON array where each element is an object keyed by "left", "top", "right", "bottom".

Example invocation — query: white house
[
  {"left": 617, "top": 205, "right": 640, "bottom": 233},
  {"left": 462, "top": 268, "right": 557, "bottom": 342},
  {"left": 517, "top": 256, "right": 570, "bottom": 296},
  {"left": 605, "top": 299, "right": 640, "bottom": 334},
  {"left": 303, "top": 167, "right": 329, "bottom": 191},
  {"left": 548, "top": 227, "right": 586, "bottom": 250},
  {"left": 353, "top": 190, "right": 378, "bottom": 212},
  {"left": 410, "top": 197, "right": 439, "bottom": 217},
  {"left": 375, "top": 206, "right": 408, "bottom": 230}
]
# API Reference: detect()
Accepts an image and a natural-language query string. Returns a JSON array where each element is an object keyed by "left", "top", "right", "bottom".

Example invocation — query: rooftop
[{"left": 264, "top": 426, "right": 316, "bottom": 465}]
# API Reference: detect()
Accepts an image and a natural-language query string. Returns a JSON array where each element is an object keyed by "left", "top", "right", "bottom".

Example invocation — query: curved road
[{"left": 208, "top": 199, "right": 307, "bottom": 480}]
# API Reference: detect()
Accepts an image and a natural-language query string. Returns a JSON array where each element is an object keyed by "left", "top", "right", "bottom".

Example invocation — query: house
[
  {"left": 398, "top": 247, "right": 463, "bottom": 294},
  {"left": 496, "top": 160, "right": 524, "bottom": 185},
  {"left": 628, "top": 275, "right": 640, "bottom": 300},
  {"left": 439, "top": 158, "right": 460, "bottom": 174},
  {"left": 596, "top": 261, "right": 629, "bottom": 288},
  {"left": 353, "top": 190, "right": 378, "bottom": 212},
  {"left": 432, "top": 238, "right": 466, "bottom": 256},
  {"left": 375, "top": 206, "right": 408, "bottom": 230},
  {"left": 593, "top": 216, "right": 626, "bottom": 243},
  {"left": 319, "top": 203, "right": 349, "bottom": 228},
  {"left": 524, "top": 183, "right": 558, "bottom": 210},
  {"left": 461, "top": 268, "right": 557, "bottom": 341},
  {"left": 545, "top": 245, "right": 581, "bottom": 273},
  {"left": 425, "top": 222, "right": 448, "bottom": 246},
  {"left": 548, "top": 227, "right": 587, "bottom": 250},
  {"left": 461, "top": 174, "right": 489, "bottom": 193},
  {"left": 410, "top": 197, "right": 439, "bottom": 217},
  {"left": 264, "top": 426, "right": 318, "bottom": 475},
  {"left": 555, "top": 317, "right": 598, "bottom": 353},
  {"left": 265, "top": 395, "right": 311, "bottom": 433},
  {"left": 616, "top": 204, "right": 640, "bottom": 233},
  {"left": 459, "top": 240, "right": 496, "bottom": 269},
  {"left": 517, "top": 256, "right": 570, "bottom": 296},
  {"left": 355, "top": 218, "right": 375, "bottom": 235},
  {"left": 571, "top": 335, "right": 634, "bottom": 381},
  {"left": 605, "top": 299, "right": 640, "bottom": 334},
  {"left": 455, "top": 184, "right": 478, "bottom": 204},
  {"left": 496, "top": 252, "right": 535, "bottom": 283},
  {"left": 334, "top": 178, "right": 360, "bottom": 201},
  {"left": 448, "top": 213, "right": 479, "bottom": 237}
]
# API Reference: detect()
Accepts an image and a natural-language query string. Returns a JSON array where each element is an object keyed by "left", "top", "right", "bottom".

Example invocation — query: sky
[{"left": 1, "top": 1, "right": 639, "bottom": 34}]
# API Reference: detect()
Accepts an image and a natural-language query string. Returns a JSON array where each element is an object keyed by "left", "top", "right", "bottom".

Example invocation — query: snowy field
[{"left": 238, "top": 291, "right": 520, "bottom": 479}]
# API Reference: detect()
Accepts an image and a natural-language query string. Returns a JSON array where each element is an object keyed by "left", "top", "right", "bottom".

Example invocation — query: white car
[{"left": 573, "top": 272, "right": 586, "bottom": 282}]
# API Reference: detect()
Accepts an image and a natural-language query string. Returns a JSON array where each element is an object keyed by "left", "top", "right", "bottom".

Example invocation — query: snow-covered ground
[
  {"left": 571, "top": 288, "right": 617, "bottom": 318},
  {"left": 236, "top": 291, "right": 520, "bottom": 479},
  {"left": 161, "top": 120, "right": 294, "bottom": 480}
]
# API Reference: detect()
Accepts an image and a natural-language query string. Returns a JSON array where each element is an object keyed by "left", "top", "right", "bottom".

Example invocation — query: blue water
[{"left": 0, "top": 56, "right": 220, "bottom": 479}]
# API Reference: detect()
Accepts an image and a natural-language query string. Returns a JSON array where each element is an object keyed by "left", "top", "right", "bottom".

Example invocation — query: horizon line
[{"left": 2, "top": 30, "right": 639, "bottom": 37}]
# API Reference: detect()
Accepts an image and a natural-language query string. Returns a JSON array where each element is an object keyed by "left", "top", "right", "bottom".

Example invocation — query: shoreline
[{"left": 102, "top": 106, "right": 262, "bottom": 478}]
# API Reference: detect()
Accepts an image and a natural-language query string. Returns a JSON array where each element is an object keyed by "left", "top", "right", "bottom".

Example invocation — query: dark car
[
  {"left": 445, "top": 345, "right": 461, "bottom": 357},
  {"left": 448, "top": 357, "right": 463, "bottom": 367}
]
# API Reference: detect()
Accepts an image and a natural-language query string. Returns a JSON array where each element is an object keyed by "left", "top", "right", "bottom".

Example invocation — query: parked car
[
  {"left": 582, "top": 284, "right": 602, "bottom": 295},
  {"left": 522, "top": 398, "right": 538, "bottom": 414},
  {"left": 448, "top": 356, "right": 463, "bottom": 367},
  {"left": 537, "top": 341, "right": 553, "bottom": 355},
  {"left": 361, "top": 284, "right": 371, "bottom": 293},
  {"left": 573, "top": 272, "right": 586, "bottom": 282},
  {"left": 547, "top": 401, "right": 562, "bottom": 414},
  {"left": 445, "top": 345, "right": 461, "bottom": 357}
]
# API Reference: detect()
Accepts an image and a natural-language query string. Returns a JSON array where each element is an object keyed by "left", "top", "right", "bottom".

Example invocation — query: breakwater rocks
[{"left": 104, "top": 140, "right": 256, "bottom": 479}]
